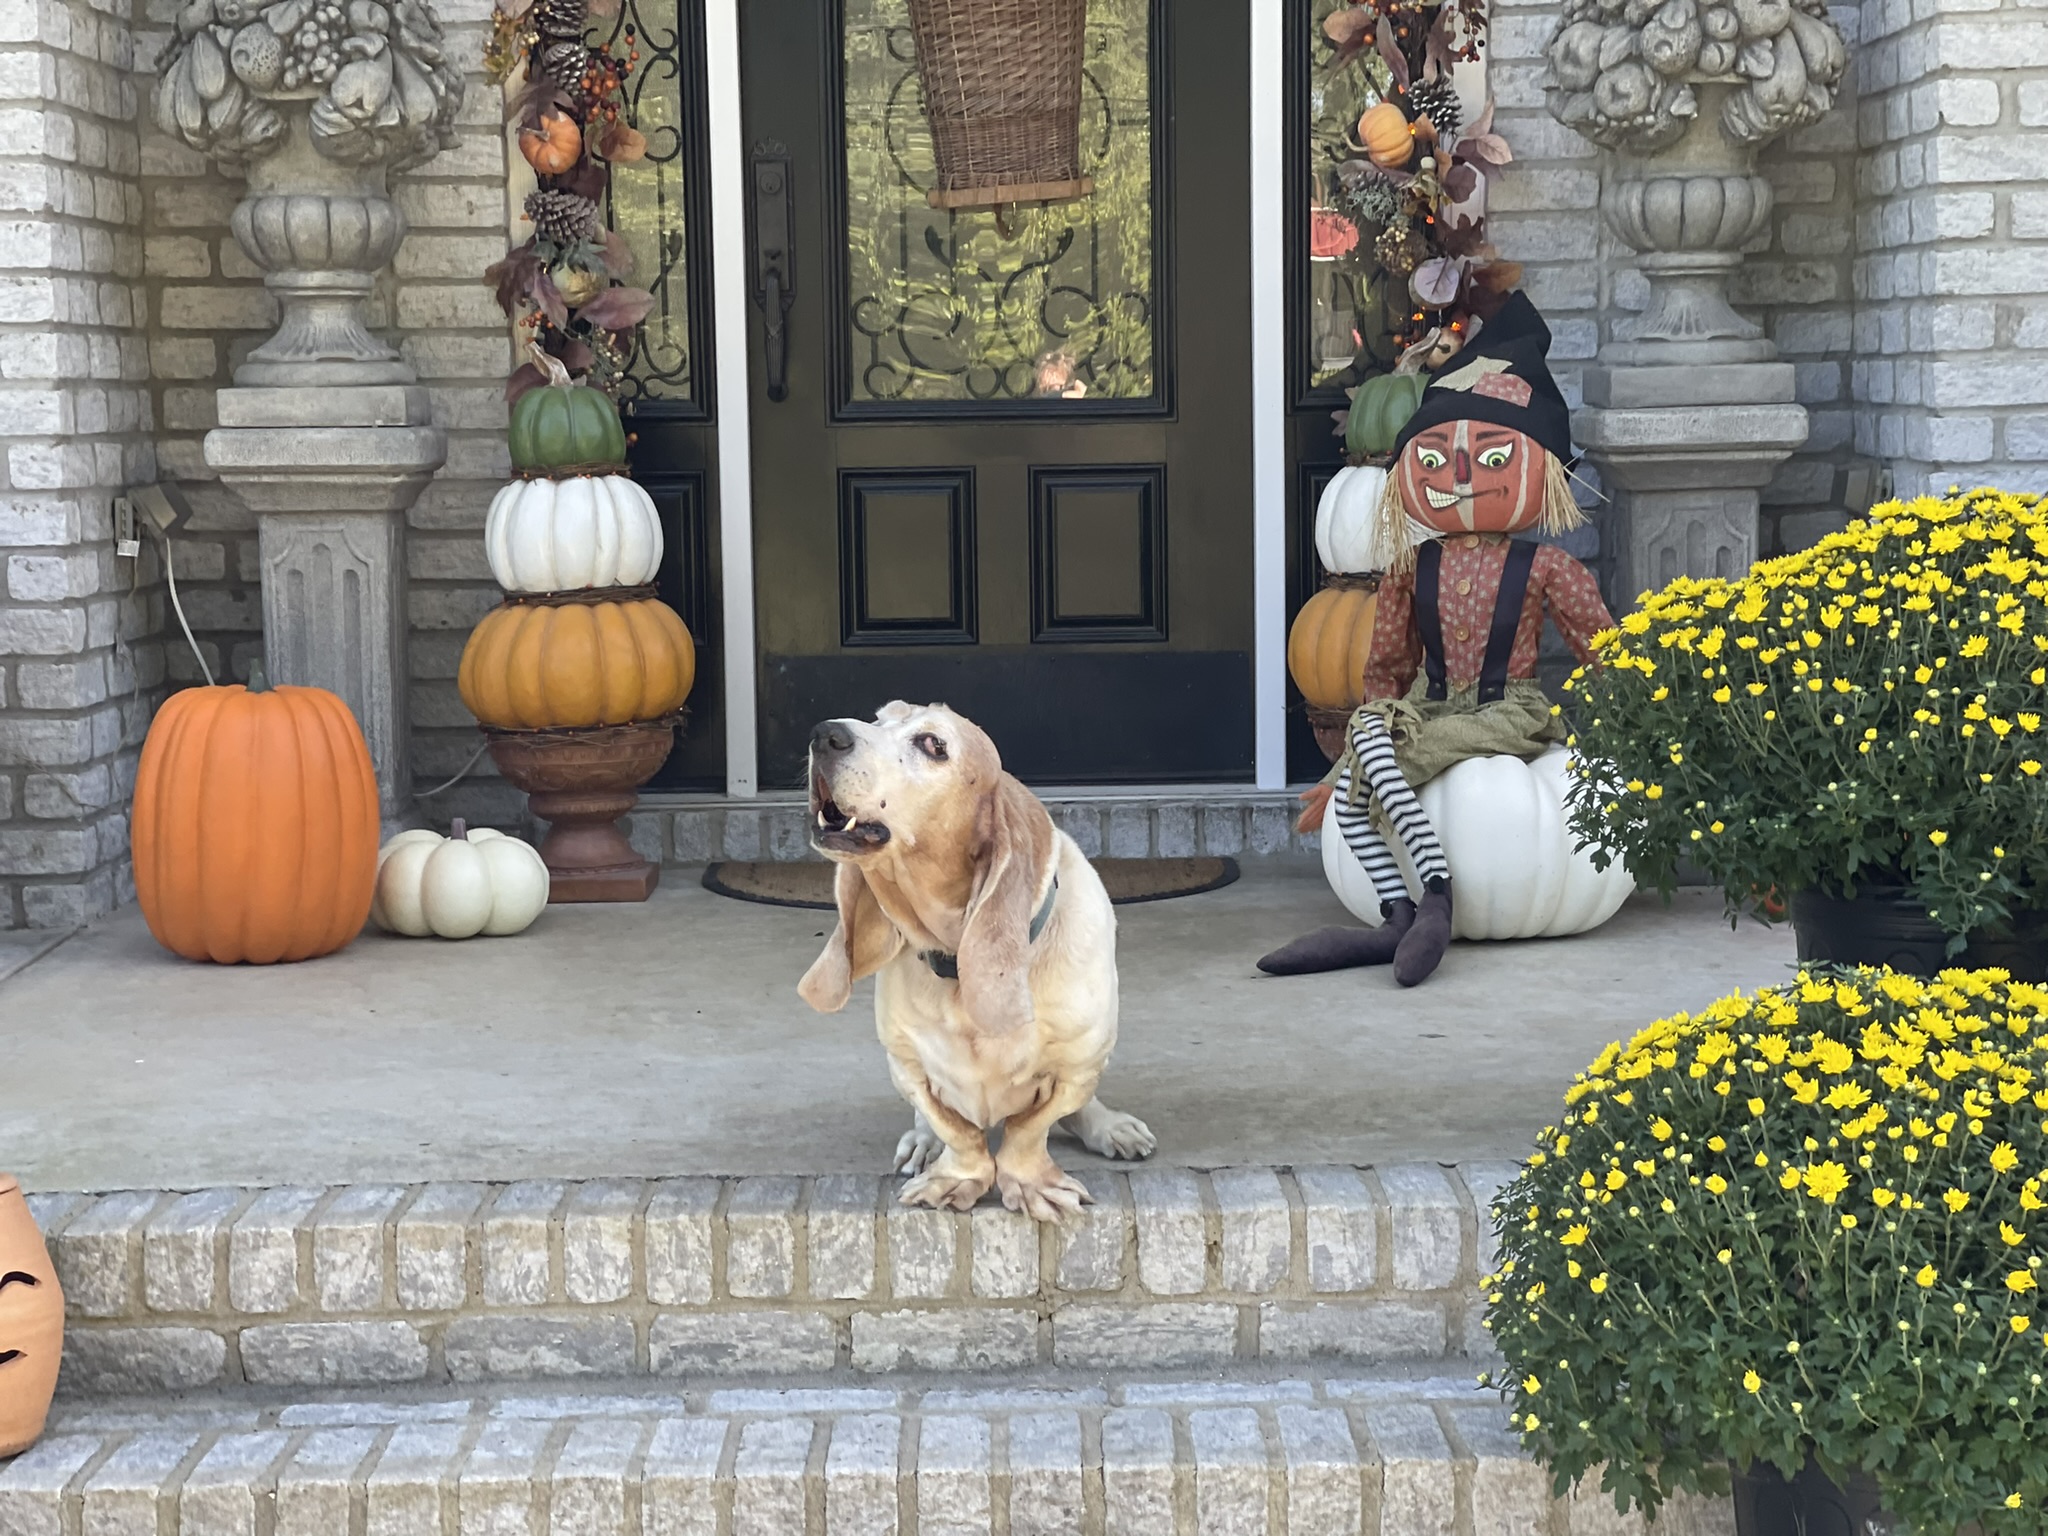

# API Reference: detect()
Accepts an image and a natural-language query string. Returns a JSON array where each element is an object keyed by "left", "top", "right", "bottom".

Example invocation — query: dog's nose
[{"left": 811, "top": 721, "right": 856, "bottom": 757}]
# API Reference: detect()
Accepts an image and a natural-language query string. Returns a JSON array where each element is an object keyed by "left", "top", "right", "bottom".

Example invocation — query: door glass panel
[
  {"left": 840, "top": 0, "right": 1157, "bottom": 407},
  {"left": 600, "top": 0, "right": 692, "bottom": 402},
  {"left": 1304, "top": 0, "right": 1396, "bottom": 392}
]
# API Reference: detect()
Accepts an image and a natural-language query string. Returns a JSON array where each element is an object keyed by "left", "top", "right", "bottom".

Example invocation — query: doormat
[{"left": 703, "top": 857, "right": 1240, "bottom": 911}]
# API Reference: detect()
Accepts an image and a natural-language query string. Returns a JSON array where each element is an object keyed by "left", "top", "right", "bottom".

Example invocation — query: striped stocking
[{"left": 1332, "top": 714, "right": 1450, "bottom": 906}]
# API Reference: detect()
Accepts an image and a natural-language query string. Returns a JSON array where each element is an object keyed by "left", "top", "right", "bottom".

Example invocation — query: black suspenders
[{"left": 1413, "top": 538, "right": 1539, "bottom": 705}]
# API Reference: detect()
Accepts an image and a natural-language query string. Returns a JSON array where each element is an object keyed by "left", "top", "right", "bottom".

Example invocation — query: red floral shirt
[{"left": 1362, "top": 535, "right": 1615, "bottom": 702}]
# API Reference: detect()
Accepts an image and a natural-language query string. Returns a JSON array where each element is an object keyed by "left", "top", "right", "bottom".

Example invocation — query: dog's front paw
[
  {"left": 900, "top": 1156, "right": 994, "bottom": 1212},
  {"left": 1068, "top": 1099, "right": 1158, "bottom": 1161},
  {"left": 894, "top": 1121, "right": 944, "bottom": 1176},
  {"left": 997, "top": 1161, "right": 1092, "bottom": 1222}
]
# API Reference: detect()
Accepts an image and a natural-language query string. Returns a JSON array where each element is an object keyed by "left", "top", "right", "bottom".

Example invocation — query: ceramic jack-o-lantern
[{"left": 0, "top": 1176, "right": 64, "bottom": 1458}]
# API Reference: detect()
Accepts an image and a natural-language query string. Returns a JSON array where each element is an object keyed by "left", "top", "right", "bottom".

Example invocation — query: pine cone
[
  {"left": 540, "top": 38, "right": 592, "bottom": 90},
  {"left": 527, "top": 188, "right": 601, "bottom": 245},
  {"left": 1402, "top": 78, "right": 1461, "bottom": 139},
  {"left": 531, "top": 0, "right": 586, "bottom": 39}
]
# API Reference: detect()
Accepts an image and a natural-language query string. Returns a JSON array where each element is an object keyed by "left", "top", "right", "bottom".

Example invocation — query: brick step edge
[
  {"left": 626, "top": 795, "right": 1322, "bottom": 866},
  {"left": 4, "top": 1378, "right": 1736, "bottom": 1536},
  {"left": 28, "top": 1164, "right": 1518, "bottom": 1394}
]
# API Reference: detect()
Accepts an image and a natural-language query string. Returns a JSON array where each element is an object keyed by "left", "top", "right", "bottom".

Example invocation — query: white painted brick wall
[{"left": 0, "top": 0, "right": 156, "bottom": 928}]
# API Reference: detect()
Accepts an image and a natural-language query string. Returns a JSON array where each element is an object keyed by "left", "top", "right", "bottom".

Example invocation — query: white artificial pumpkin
[
  {"left": 1321, "top": 746, "right": 1636, "bottom": 941},
  {"left": 1314, "top": 464, "right": 1436, "bottom": 576},
  {"left": 484, "top": 474, "right": 663, "bottom": 593},
  {"left": 372, "top": 820, "right": 551, "bottom": 939}
]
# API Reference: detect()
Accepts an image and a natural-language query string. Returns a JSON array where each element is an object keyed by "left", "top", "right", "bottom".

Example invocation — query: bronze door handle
[{"left": 752, "top": 143, "right": 795, "bottom": 402}]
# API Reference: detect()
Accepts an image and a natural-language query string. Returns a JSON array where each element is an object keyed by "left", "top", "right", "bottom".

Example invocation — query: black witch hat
[{"left": 1391, "top": 291, "right": 1575, "bottom": 466}]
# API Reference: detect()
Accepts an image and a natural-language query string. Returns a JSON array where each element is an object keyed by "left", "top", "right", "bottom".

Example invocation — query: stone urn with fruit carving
[{"left": 159, "top": 0, "right": 466, "bottom": 827}]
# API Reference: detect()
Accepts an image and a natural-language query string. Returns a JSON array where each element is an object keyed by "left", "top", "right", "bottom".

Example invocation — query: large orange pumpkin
[
  {"left": 1287, "top": 584, "right": 1378, "bottom": 711},
  {"left": 459, "top": 598, "right": 696, "bottom": 730},
  {"left": 131, "top": 665, "right": 379, "bottom": 964}
]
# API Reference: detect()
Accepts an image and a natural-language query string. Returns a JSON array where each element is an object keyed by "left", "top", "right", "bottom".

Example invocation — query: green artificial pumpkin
[
  {"left": 509, "top": 350, "right": 629, "bottom": 472},
  {"left": 1344, "top": 372, "right": 1428, "bottom": 460}
]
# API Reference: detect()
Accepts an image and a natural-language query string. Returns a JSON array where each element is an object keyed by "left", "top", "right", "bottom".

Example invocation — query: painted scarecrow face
[{"left": 1396, "top": 421, "right": 1552, "bottom": 536}]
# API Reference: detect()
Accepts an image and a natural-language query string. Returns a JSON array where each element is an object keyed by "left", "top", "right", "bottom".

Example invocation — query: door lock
[{"left": 751, "top": 142, "right": 796, "bottom": 403}]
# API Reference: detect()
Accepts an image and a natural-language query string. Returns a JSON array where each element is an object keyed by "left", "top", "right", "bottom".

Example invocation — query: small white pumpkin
[
  {"left": 372, "top": 819, "right": 551, "bottom": 939},
  {"left": 1321, "top": 746, "right": 1636, "bottom": 941},
  {"left": 484, "top": 474, "right": 663, "bottom": 593},
  {"left": 1314, "top": 464, "right": 1436, "bottom": 576}
]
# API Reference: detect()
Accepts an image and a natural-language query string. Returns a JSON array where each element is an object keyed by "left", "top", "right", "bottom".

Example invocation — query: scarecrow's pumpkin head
[{"left": 1396, "top": 419, "right": 1554, "bottom": 536}]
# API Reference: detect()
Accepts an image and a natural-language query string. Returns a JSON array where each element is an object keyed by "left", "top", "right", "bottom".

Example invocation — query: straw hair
[{"left": 1375, "top": 449, "right": 1587, "bottom": 573}]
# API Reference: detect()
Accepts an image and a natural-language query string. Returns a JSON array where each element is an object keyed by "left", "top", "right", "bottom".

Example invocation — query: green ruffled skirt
[{"left": 1326, "top": 676, "right": 1564, "bottom": 805}]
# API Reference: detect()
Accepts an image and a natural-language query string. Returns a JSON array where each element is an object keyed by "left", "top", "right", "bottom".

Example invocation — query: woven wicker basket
[{"left": 905, "top": 0, "right": 1095, "bottom": 211}]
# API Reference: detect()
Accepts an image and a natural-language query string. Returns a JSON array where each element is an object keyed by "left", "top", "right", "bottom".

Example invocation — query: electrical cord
[
  {"left": 151, "top": 525, "right": 214, "bottom": 686},
  {"left": 415, "top": 740, "right": 491, "bottom": 800}
]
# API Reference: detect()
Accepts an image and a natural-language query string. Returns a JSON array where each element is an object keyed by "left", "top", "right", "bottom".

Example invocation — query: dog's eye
[{"left": 914, "top": 733, "right": 949, "bottom": 761}]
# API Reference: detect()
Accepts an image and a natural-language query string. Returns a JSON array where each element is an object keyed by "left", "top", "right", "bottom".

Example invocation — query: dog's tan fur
[{"left": 799, "top": 702, "right": 1154, "bottom": 1219}]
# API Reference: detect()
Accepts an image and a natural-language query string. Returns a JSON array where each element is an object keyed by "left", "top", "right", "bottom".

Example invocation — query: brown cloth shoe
[
  {"left": 1256, "top": 898, "right": 1417, "bottom": 975},
  {"left": 1393, "top": 879, "right": 1453, "bottom": 987}
]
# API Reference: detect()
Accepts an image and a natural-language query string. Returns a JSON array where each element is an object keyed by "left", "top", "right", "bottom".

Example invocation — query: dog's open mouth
[{"left": 811, "top": 774, "right": 891, "bottom": 854}]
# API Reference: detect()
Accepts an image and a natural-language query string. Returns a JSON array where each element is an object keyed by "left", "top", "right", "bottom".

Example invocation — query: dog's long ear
[
  {"left": 956, "top": 775, "right": 1055, "bottom": 1035},
  {"left": 799, "top": 861, "right": 903, "bottom": 1013}
]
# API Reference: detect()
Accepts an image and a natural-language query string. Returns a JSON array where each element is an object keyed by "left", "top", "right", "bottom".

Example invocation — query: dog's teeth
[
  {"left": 845, "top": 816, "right": 858, "bottom": 834},
  {"left": 817, "top": 810, "right": 828, "bottom": 829}
]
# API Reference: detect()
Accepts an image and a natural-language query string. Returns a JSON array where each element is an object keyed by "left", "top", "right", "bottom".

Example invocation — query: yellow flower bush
[
  {"left": 1486, "top": 967, "right": 2048, "bottom": 1533},
  {"left": 1566, "top": 489, "right": 2048, "bottom": 946}
]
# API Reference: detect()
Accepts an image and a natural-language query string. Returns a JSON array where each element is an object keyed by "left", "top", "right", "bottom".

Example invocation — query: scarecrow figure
[{"left": 1259, "top": 293, "right": 1615, "bottom": 986}]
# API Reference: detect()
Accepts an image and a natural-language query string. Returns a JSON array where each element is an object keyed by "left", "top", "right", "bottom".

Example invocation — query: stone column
[
  {"left": 156, "top": 0, "right": 465, "bottom": 824},
  {"left": 1543, "top": 0, "right": 1848, "bottom": 601}
]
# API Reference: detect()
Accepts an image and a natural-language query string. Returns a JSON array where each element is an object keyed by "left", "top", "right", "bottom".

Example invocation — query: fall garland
[
  {"left": 483, "top": 0, "right": 655, "bottom": 401},
  {"left": 1319, "top": 0, "right": 1520, "bottom": 376}
]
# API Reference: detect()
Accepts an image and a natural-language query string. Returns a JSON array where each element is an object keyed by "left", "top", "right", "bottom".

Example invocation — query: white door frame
[{"left": 703, "top": 0, "right": 1291, "bottom": 795}]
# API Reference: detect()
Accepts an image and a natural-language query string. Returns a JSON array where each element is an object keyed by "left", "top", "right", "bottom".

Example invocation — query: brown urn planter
[
  {"left": 484, "top": 714, "right": 680, "bottom": 903},
  {"left": 0, "top": 1174, "right": 64, "bottom": 1458}
]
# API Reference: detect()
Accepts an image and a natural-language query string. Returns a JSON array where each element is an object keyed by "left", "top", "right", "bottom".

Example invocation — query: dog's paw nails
[
  {"left": 894, "top": 1128, "right": 943, "bottom": 1176},
  {"left": 999, "top": 1168, "right": 1091, "bottom": 1222},
  {"left": 1095, "top": 1113, "right": 1158, "bottom": 1161},
  {"left": 900, "top": 1170, "right": 991, "bottom": 1211}
]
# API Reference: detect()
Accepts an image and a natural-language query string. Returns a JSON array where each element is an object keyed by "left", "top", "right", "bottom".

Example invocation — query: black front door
[{"left": 737, "top": 0, "right": 1254, "bottom": 788}]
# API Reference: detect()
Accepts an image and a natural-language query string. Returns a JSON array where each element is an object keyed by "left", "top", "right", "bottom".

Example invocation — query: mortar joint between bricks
[
  {"left": 709, "top": 1180, "right": 735, "bottom": 1304},
  {"left": 202, "top": 1187, "right": 264, "bottom": 1321},
  {"left": 1278, "top": 1169, "right": 1310, "bottom": 1295},
  {"left": 1445, "top": 1166, "right": 1483, "bottom": 1293},
  {"left": 792, "top": 1178, "right": 814, "bottom": 1302}
]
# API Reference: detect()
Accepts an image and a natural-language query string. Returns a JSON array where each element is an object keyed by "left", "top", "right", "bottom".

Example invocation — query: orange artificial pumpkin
[
  {"left": 131, "top": 663, "right": 379, "bottom": 964},
  {"left": 459, "top": 598, "right": 696, "bottom": 730},
  {"left": 1358, "top": 101, "right": 1414, "bottom": 171},
  {"left": 519, "top": 111, "right": 583, "bottom": 177},
  {"left": 1286, "top": 584, "right": 1379, "bottom": 711},
  {"left": 0, "top": 1174, "right": 63, "bottom": 1458}
]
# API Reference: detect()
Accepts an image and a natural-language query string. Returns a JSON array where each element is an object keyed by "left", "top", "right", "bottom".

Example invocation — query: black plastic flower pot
[
  {"left": 1790, "top": 886, "right": 2048, "bottom": 981},
  {"left": 1732, "top": 1459, "right": 1894, "bottom": 1536}
]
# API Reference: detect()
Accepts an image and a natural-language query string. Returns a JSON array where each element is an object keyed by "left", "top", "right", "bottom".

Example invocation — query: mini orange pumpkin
[
  {"left": 459, "top": 598, "right": 696, "bottom": 731},
  {"left": 1358, "top": 101, "right": 1414, "bottom": 171},
  {"left": 131, "top": 662, "right": 379, "bottom": 964},
  {"left": 1286, "top": 584, "right": 1379, "bottom": 711},
  {"left": 519, "top": 111, "right": 583, "bottom": 177}
]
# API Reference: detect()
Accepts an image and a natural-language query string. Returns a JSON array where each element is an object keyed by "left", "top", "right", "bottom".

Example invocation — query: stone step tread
[
  {"left": 28, "top": 1166, "right": 1519, "bottom": 1394},
  {"left": 5, "top": 1375, "right": 1731, "bottom": 1536}
]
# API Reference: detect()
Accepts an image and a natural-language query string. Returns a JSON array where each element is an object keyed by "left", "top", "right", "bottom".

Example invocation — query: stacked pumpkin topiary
[
  {"left": 1288, "top": 371, "right": 1425, "bottom": 760},
  {"left": 457, "top": 351, "right": 696, "bottom": 901}
]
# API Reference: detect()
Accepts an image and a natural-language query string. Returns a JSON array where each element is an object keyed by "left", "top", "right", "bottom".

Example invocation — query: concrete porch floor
[{"left": 1, "top": 867, "right": 1795, "bottom": 1193}]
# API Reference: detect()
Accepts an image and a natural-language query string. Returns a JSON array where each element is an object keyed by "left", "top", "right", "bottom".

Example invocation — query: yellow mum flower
[
  {"left": 1706, "top": 1174, "right": 1729, "bottom": 1195},
  {"left": 1590, "top": 1274, "right": 1609, "bottom": 1294},
  {"left": 1992, "top": 1142, "right": 2020, "bottom": 1173},
  {"left": 1560, "top": 1224, "right": 1589, "bottom": 1247},
  {"left": 1743, "top": 1369, "right": 1762, "bottom": 1393},
  {"left": 2008, "top": 1271, "right": 2038, "bottom": 1294},
  {"left": 1917, "top": 1264, "right": 1938, "bottom": 1288},
  {"left": 1523, "top": 1375, "right": 1541, "bottom": 1394},
  {"left": 2003, "top": 1223, "right": 2027, "bottom": 1247},
  {"left": 1803, "top": 1162, "right": 1851, "bottom": 1203},
  {"left": 1944, "top": 1188, "right": 1971, "bottom": 1213},
  {"left": 2014, "top": 1316, "right": 2032, "bottom": 1334},
  {"left": 1929, "top": 830, "right": 1949, "bottom": 847}
]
